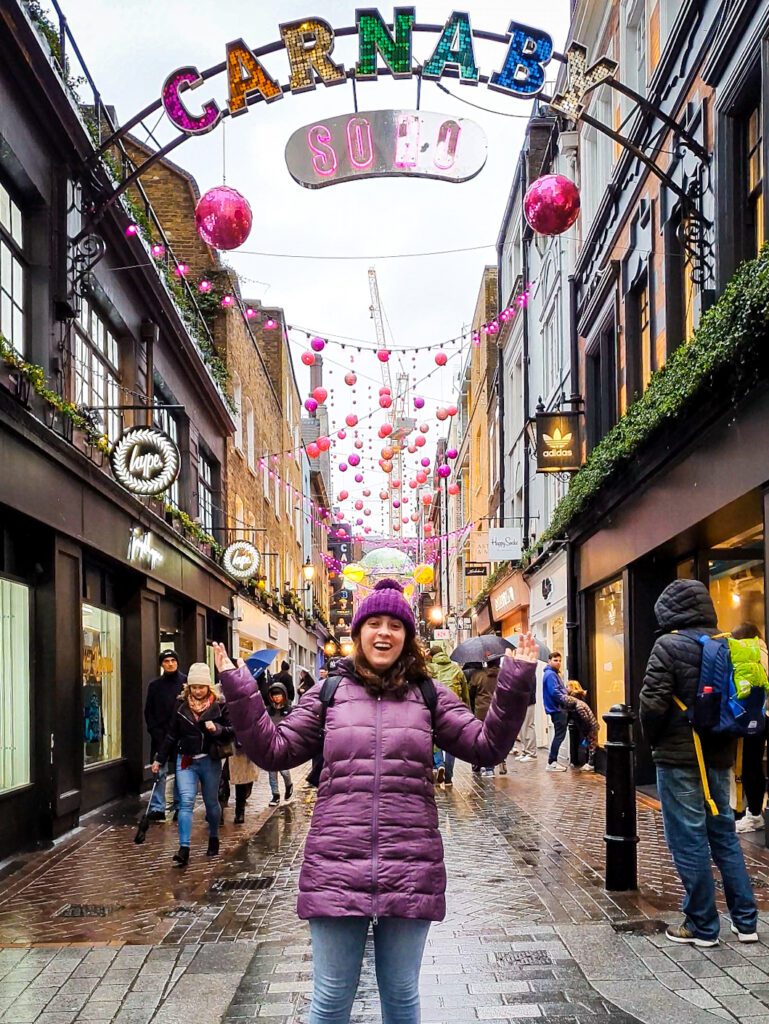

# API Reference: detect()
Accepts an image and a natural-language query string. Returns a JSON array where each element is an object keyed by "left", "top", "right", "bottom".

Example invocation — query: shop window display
[
  {"left": 592, "top": 579, "right": 625, "bottom": 745},
  {"left": 709, "top": 536, "right": 765, "bottom": 637},
  {"left": 0, "top": 578, "right": 30, "bottom": 792},
  {"left": 82, "top": 604, "right": 122, "bottom": 766}
]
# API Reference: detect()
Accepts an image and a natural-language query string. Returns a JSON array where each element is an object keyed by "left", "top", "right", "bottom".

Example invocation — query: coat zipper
[{"left": 372, "top": 695, "right": 382, "bottom": 925}]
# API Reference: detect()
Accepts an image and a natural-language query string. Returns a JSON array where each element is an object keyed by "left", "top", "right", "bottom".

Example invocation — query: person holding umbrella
[{"left": 213, "top": 579, "right": 537, "bottom": 1024}]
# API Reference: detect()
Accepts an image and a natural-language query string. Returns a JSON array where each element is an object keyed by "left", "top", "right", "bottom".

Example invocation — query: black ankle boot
[
  {"left": 234, "top": 807, "right": 245, "bottom": 824},
  {"left": 173, "top": 846, "right": 189, "bottom": 867},
  {"left": 207, "top": 836, "right": 220, "bottom": 857}
]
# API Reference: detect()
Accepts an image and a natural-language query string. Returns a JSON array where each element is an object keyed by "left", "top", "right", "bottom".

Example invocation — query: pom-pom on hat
[{"left": 351, "top": 578, "right": 416, "bottom": 638}]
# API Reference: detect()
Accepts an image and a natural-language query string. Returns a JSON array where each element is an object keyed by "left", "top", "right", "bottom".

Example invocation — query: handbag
[{"left": 208, "top": 737, "right": 235, "bottom": 760}]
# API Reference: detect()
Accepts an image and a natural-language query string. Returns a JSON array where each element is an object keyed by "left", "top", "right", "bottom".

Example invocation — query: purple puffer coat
[{"left": 219, "top": 655, "right": 533, "bottom": 921}]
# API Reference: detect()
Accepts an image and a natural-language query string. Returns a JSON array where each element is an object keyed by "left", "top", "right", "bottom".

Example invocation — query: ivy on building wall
[{"left": 542, "top": 245, "right": 769, "bottom": 544}]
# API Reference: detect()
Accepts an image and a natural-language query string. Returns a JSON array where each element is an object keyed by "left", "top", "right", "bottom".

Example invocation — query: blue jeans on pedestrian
[
  {"left": 433, "top": 749, "right": 456, "bottom": 782},
  {"left": 149, "top": 758, "right": 180, "bottom": 814},
  {"left": 269, "top": 770, "right": 292, "bottom": 797},
  {"left": 176, "top": 754, "right": 222, "bottom": 848},
  {"left": 548, "top": 710, "right": 568, "bottom": 763},
  {"left": 308, "top": 916, "right": 431, "bottom": 1024},
  {"left": 657, "top": 764, "right": 758, "bottom": 941}
]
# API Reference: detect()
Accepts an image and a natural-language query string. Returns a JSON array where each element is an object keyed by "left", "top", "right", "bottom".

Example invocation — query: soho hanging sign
[
  {"left": 222, "top": 540, "right": 261, "bottom": 581},
  {"left": 160, "top": 10, "right": 561, "bottom": 189},
  {"left": 110, "top": 426, "right": 181, "bottom": 496}
]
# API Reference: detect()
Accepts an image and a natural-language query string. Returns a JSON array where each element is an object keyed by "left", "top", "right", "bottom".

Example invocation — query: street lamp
[
  {"left": 429, "top": 605, "right": 444, "bottom": 625},
  {"left": 302, "top": 558, "right": 315, "bottom": 583},
  {"left": 323, "top": 640, "right": 337, "bottom": 657}
]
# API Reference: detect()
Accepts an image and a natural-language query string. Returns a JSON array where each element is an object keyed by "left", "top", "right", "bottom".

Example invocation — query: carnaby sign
[{"left": 111, "top": 426, "right": 180, "bottom": 496}]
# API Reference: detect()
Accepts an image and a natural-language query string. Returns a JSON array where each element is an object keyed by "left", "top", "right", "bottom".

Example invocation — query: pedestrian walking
[
  {"left": 427, "top": 644, "right": 470, "bottom": 786},
  {"left": 733, "top": 623, "right": 769, "bottom": 832},
  {"left": 298, "top": 668, "right": 315, "bottom": 698},
  {"left": 143, "top": 650, "right": 186, "bottom": 820},
  {"left": 229, "top": 746, "right": 259, "bottom": 824},
  {"left": 215, "top": 578, "right": 536, "bottom": 1024},
  {"left": 513, "top": 656, "right": 538, "bottom": 763},
  {"left": 471, "top": 659, "right": 504, "bottom": 775},
  {"left": 640, "top": 579, "right": 758, "bottom": 946},
  {"left": 266, "top": 681, "right": 294, "bottom": 805},
  {"left": 543, "top": 652, "right": 569, "bottom": 772},
  {"left": 464, "top": 661, "right": 482, "bottom": 715},
  {"left": 272, "top": 660, "right": 295, "bottom": 703},
  {"left": 562, "top": 681, "right": 598, "bottom": 772},
  {"left": 152, "top": 663, "right": 234, "bottom": 867}
]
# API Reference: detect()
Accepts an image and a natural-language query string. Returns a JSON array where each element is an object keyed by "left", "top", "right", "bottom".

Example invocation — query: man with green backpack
[{"left": 640, "top": 578, "right": 760, "bottom": 948}]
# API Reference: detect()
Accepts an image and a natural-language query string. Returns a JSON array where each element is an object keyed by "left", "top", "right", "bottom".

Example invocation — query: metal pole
[{"left": 603, "top": 703, "right": 639, "bottom": 891}]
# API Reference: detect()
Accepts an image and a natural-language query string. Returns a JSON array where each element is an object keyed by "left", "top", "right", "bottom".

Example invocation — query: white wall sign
[
  {"left": 127, "top": 528, "right": 164, "bottom": 571},
  {"left": 488, "top": 527, "right": 522, "bottom": 562},
  {"left": 433, "top": 628, "right": 451, "bottom": 640},
  {"left": 469, "top": 531, "right": 489, "bottom": 562},
  {"left": 222, "top": 541, "right": 261, "bottom": 581},
  {"left": 111, "top": 426, "right": 180, "bottom": 497}
]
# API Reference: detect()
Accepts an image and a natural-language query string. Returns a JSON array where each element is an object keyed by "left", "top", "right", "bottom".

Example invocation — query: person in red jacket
[{"left": 214, "top": 578, "right": 537, "bottom": 1024}]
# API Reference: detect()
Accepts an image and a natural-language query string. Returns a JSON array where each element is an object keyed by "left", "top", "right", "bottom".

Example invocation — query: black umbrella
[
  {"left": 450, "top": 635, "right": 515, "bottom": 665},
  {"left": 134, "top": 778, "right": 161, "bottom": 845},
  {"left": 510, "top": 633, "right": 551, "bottom": 662}
]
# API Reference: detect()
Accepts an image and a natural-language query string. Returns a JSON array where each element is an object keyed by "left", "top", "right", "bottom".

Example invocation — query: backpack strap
[
  {"left": 318, "top": 675, "right": 342, "bottom": 737},
  {"left": 734, "top": 737, "right": 745, "bottom": 815},
  {"left": 417, "top": 678, "right": 438, "bottom": 739},
  {"left": 673, "top": 694, "right": 719, "bottom": 816}
]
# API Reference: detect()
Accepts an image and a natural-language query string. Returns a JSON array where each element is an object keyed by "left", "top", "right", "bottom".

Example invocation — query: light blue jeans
[
  {"left": 175, "top": 754, "right": 222, "bottom": 848},
  {"left": 657, "top": 764, "right": 758, "bottom": 940},
  {"left": 432, "top": 749, "right": 456, "bottom": 782},
  {"left": 269, "top": 769, "right": 292, "bottom": 798},
  {"left": 149, "top": 759, "right": 180, "bottom": 814},
  {"left": 308, "top": 917, "right": 431, "bottom": 1024}
]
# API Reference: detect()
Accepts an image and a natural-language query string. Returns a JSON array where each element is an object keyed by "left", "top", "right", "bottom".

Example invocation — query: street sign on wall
[
  {"left": 433, "top": 628, "right": 451, "bottom": 640},
  {"left": 465, "top": 564, "right": 488, "bottom": 576},
  {"left": 488, "top": 527, "right": 522, "bottom": 561}
]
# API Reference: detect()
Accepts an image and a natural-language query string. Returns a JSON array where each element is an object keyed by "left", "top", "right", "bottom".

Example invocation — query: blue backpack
[{"left": 676, "top": 630, "right": 765, "bottom": 737}]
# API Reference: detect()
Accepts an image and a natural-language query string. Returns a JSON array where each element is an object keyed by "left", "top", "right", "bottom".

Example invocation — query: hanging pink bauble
[
  {"left": 301, "top": 351, "right": 315, "bottom": 366},
  {"left": 413, "top": 396, "right": 425, "bottom": 410},
  {"left": 307, "top": 442, "right": 320, "bottom": 459},
  {"left": 348, "top": 453, "right": 361, "bottom": 467},
  {"left": 415, "top": 435, "right": 426, "bottom": 448},
  {"left": 317, "top": 436, "right": 331, "bottom": 451},
  {"left": 364, "top": 526, "right": 371, "bottom": 533},
  {"left": 363, "top": 488, "right": 371, "bottom": 497},
  {"left": 354, "top": 439, "right": 364, "bottom": 450},
  {"left": 380, "top": 446, "right": 394, "bottom": 460},
  {"left": 409, "top": 480, "right": 418, "bottom": 489},
  {"left": 311, "top": 336, "right": 326, "bottom": 352},
  {"left": 356, "top": 518, "right": 363, "bottom": 526},
  {"left": 338, "top": 490, "right": 349, "bottom": 501},
  {"left": 393, "top": 499, "right": 401, "bottom": 509},
  {"left": 437, "top": 464, "right": 451, "bottom": 478},
  {"left": 380, "top": 423, "right": 393, "bottom": 437},
  {"left": 195, "top": 186, "right": 252, "bottom": 250},
  {"left": 448, "top": 482, "right": 460, "bottom": 495},
  {"left": 407, "top": 444, "right": 417, "bottom": 454},
  {"left": 379, "top": 396, "right": 392, "bottom": 409},
  {"left": 344, "top": 372, "right": 357, "bottom": 386},
  {"left": 392, "top": 479, "right": 401, "bottom": 489},
  {"left": 446, "top": 448, "right": 458, "bottom": 459},
  {"left": 312, "top": 387, "right": 328, "bottom": 404},
  {"left": 335, "top": 511, "right": 345, "bottom": 521},
  {"left": 336, "top": 529, "right": 347, "bottom": 538},
  {"left": 304, "top": 397, "right": 318, "bottom": 413},
  {"left": 337, "top": 429, "right": 347, "bottom": 440},
  {"left": 339, "top": 462, "right": 348, "bottom": 472},
  {"left": 364, "top": 508, "right": 372, "bottom": 516},
  {"left": 447, "top": 405, "right": 458, "bottom": 417},
  {"left": 354, "top": 500, "right": 363, "bottom": 510},
  {"left": 416, "top": 471, "right": 427, "bottom": 484},
  {"left": 377, "top": 349, "right": 390, "bottom": 362},
  {"left": 379, "top": 386, "right": 391, "bottom": 395},
  {"left": 435, "top": 352, "right": 447, "bottom": 366},
  {"left": 421, "top": 493, "right": 433, "bottom": 505},
  {"left": 419, "top": 423, "right": 429, "bottom": 434},
  {"left": 345, "top": 414, "right": 358, "bottom": 427},
  {"left": 381, "top": 460, "right": 393, "bottom": 473},
  {"left": 523, "top": 174, "right": 580, "bottom": 235},
  {"left": 421, "top": 457, "right": 430, "bottom": 467},
  {"left": 436, "top": 408, "right": 449, "bottom": 421},
  {"left": 402, "top": 516, "right": 410, "bottom": 525},
  {"left": 393, "top": 522, "right": 401, "bottom": 531},
  {"left": 379, "top": 490, "right": 388, "bottom": 500},
  {"left": 355, "top": 473, "right": 364, "bottom": 483},
  {"left": 411, "top": 513, "right": 420, "bottom": 522},
  {"left": 424, "top": 523, "right": 433, "bottom": 534}
]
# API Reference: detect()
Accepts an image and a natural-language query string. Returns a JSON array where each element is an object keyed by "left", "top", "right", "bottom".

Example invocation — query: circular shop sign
[
  {"left": 222, "top": 541, "right": 261, "bottom": 581},
  {"left": 110, "top": 426, "right": 180, "bottom": 497}
]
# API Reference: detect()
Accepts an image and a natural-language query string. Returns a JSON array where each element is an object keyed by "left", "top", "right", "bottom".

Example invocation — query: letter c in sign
[
  {"left": 307, "top": 125, "right": 337, "bottom": 177},
  {"left": 434, "top": 120, "right": 461, "bottom": 170},
  {"left": 346, "top": 116, "right": 374, "bottom": 169}
]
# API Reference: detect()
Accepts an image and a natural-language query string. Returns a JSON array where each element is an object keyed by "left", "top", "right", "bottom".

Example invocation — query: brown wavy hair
[{"left": 352, "top": 633, "right": 431, "bottom": 699}]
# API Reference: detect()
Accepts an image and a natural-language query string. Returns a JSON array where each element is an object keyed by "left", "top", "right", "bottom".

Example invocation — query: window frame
[
  {"left": 0, "top": 179, "right": 25, "bottom": 356},
  {"left": 198, "top": 452, "right": 215, "bottom": 536},
  {"left": 73, "top": 299, "right": 122, "bottom": 441},
  {"left": 585, "top": 310, "right": 618, "bottom": 453}
]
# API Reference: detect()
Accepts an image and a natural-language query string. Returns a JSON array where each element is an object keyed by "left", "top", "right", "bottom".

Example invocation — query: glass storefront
[
  {"left": 709, "top": 525, "right": 765, "bottom": 637},
  {"left": 592, "top": 578, "right": 626, "bottom": 745},
  {"left": 82, "top": 604, "right": 122, "bottom": 767},
  {"left": 0, "top": 578, "right": 30, "bottom": 793}
]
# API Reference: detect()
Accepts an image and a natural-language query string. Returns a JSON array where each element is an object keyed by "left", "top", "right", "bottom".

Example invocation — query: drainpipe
[
  {"left": 568, "top": 274, "right": 580, "bottom": 407},
  {"left": 497, "top": 303, "right": 505, "bottom": 527},
  {"left": 522, "top": 163, "right": 531, "bottom": 549}
]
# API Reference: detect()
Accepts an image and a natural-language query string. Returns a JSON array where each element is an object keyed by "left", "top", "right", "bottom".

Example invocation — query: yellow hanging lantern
[
  {"left": 403, "top": 583, "right": 415, "bottom": 600},
  {"left": 414, "top": 563, "right": 434, "bottom": 586},
  {"left": 343, "top": 563, "right": 366, "bottom": 585}
]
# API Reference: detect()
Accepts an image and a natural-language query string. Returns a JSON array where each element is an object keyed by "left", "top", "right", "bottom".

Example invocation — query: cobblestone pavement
[{"left": 3, "top": 759, "right": 769, "bottom": 1022}]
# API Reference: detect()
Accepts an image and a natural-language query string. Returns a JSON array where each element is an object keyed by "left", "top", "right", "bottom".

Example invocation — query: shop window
[
  {"left": 198, "top": 454, "right": 214, "bottom": 536},
  {"left": 721, "top": 76, "right": 765, "bottom": 275},
  {"left": 74, "top": 299, "right": 121, "bottom": 441},
  {"left": 233, "top": 373, "right": 243, "bottom": 452},
  {"left": 747, "top": 104, "right": 765, "bottom": 258},
  {"left": 234, "top": 494, "right": 245, "bottom": 539},
  {"left": 621, "top": 0, "right": 647, "bottom": 102},
  {"left": 0, "top": 578, "right": 30, "bottom": 792},
  {"left": 0, "top": 180, "right": 25, "bottom": 355},
  {"left": 82, "top": 603, "right": 121, "bottom": 767},
  {"left": 585, "top": 316, "right": 618, "bottom": 452},
  {"left": 708, "top": 525, "right": 764, "bottom": 636},
  {"left": 626, "top": 275, "right": 653, "bottom": 399},
  {"left": 542, "top": 308, "right": 559, "bottom": 396},
  {"left": 592, "top": 579, "right": 625, "bottom": 745},
  {"left": 153, "top": 403, "right": 180, "bottom": 507},
  {"left": 245, "top": 399, "right": 255, "bottom": 470}
]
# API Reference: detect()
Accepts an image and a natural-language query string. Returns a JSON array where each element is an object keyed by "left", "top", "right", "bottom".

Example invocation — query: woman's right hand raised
[
  {"left": 513, "top": 632, "right": 538, "bottom": 663},
  {"left": 212, "top": 641, "right": 244, "bottom": 673}
]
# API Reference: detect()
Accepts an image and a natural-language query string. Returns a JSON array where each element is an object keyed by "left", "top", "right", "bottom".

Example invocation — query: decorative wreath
[
  {"left": 222, "top": 541, "right": 261, "bottom": 580},
  {"left": 110, "top": 427, "right": 180, "bottom": 496}
]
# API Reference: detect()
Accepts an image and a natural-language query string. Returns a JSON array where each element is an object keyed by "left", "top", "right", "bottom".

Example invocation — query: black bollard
[{"left": 603, "top": 703, "right": 639, "bottom": 891}]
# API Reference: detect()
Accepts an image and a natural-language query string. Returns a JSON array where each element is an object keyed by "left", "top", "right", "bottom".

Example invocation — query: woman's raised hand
[
  {"left": 212, "top": 641, "right": 236, "bottom": 673},
  {"left": 513, "top": 632, "right": 538, "bottom": 663}
]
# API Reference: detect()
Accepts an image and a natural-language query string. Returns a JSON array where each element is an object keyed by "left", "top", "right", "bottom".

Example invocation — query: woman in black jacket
[{"left": 152, "top": 662, "right": 234, "bottom": 867}]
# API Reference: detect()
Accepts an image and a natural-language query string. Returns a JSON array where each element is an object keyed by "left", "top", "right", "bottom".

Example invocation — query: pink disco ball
[
  {"left": 354, "top": 473, "right": 364, "bottom": 483},
  {"left": 348, "top": 453, "right": 361, "bottom": 467},
  {"left": 437, "top": 464, "right": 451, "bottom": 478},
  {"left": 195, "top": 186, "right": 252, "bottom": 250},
  {"left": 523, "top": 174, "right": 580, "bottom": 236},
  {"left": 413, "top": 396, "right": 425, "bottom": 410},
  {"left": 446, "top": 448, "right": 458, "bottom": 460}
]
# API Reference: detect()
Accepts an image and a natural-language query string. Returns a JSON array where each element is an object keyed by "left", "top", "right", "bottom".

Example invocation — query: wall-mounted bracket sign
[
  {"left": 110, "top": 426, "right": 181, "bottom": 496},
  {"left": 127, "top": 528, "right": 164, "bottom": 571},
  {"left": 285, "top": 109, "right": 487, "bottom": 187},
  {"left": 160, "top": 10, "right": 556, "bottom": 137},
  {"left": 222, "top": 541, "right": 261, "bottom": 581},
  {"left": 535, "top": 411, "right": 583, "bottom": 473}
]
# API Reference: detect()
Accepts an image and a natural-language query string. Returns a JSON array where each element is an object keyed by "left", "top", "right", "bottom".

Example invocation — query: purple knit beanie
[{"left": 350, "top": 579, "right": 416, "bottom": 638}]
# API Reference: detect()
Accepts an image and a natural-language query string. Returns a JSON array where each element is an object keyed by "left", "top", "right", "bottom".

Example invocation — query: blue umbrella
[{"left": 245, "top": 648, "right": 279, "bottom": 679}]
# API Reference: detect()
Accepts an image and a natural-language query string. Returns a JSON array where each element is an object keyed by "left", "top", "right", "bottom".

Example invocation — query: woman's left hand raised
[
  {"left": 513, "top": 632, "right": 538, "bottom": 663},
  {"left": 213, "top": 641, "right": 238, "bottom": 673}
]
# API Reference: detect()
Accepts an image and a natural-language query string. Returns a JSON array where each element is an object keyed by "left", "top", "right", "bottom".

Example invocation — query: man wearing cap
[{"left": 144, "top": 650, "right": 187, "bottom": 820}]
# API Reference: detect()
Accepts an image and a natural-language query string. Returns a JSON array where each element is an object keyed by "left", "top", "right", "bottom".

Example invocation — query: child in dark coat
[{"left": 266, "top": 682, "right": 293, "bottom": 806}]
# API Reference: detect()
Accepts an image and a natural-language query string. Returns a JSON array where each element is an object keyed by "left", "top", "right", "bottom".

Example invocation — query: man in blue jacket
[{"left": 543, "top": 652, "right": 568, "bottom": 772}]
